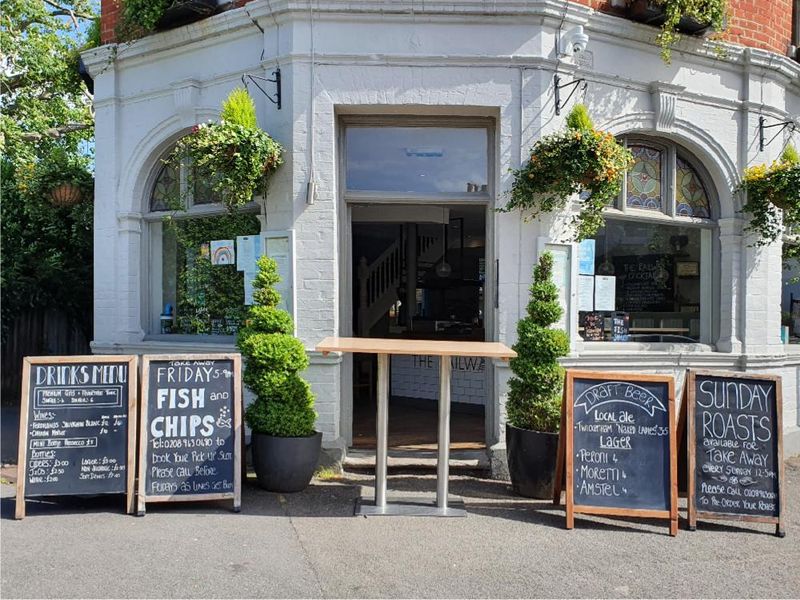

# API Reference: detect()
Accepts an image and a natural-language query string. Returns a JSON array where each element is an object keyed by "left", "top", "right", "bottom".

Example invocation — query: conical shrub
[
  {"left": 506, "top": 251, "right": 570, "bottom": 432},
  {"left": 238, "top": 256, "right": 317, "bottom": 437}
]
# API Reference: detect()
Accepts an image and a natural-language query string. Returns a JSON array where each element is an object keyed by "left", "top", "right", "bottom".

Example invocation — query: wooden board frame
[
  {"left": 555, "top": 370, "right": 678, "bottom": 537},
  {"left": 15, "top": 355, "right": 139, "bottom": 520},
  {"left": 686, "top": 369, "right": 785, "bottom": 537},
  {"left": 137, "top": 353, "right": 242, "bottom": 515}
]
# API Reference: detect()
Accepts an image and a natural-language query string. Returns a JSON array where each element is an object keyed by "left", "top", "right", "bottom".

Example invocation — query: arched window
[
  {"left": 145, "top": 143, "right": 259, "bottom": 338},
  {"left": 577, "top": 137, "right": 715, "bottom": 344}
]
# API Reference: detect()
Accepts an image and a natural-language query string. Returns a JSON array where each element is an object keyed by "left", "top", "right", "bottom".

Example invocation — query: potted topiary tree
[
  {"left": 237, "top": 255, "right": 321, "bottom": 492},
  {"left": 505, "top": 251, "right": 570, "bottom": 498}
]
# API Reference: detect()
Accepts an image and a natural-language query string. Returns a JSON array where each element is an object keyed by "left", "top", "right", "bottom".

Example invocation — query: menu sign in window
[
  {"left": 15, "top": 356, "right": 138, "bottom": 519},
  {"left": 687, "top": 370, "right": 785, "bottom": 537},
  {"left": 138, "top": 354, "right": 242, "bottom": 515},
  {"left": 555, "top": 370, "right": 678, "bottom": 536}
]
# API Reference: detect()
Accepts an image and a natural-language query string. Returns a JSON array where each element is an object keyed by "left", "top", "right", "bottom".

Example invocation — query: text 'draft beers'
[
  {"left": 15, "top": 356, "right": 138, "bottom": 519},
  {"left": 687, "top": 369, "right": 785, "bottom": 537},
  {"left": 138, "top": 354, "right": 242, "bottom": 515},
  {"left": 555, "top": 370, "right": 678, "bottom": 537}
]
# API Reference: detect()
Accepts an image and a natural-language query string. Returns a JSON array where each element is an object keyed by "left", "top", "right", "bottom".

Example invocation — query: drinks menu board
[
  {"left": 15, "top": 356, "right": 138, "bottom": 519},
  {"left": 555, "top": 370, "right": 678, "bottom": 536}
]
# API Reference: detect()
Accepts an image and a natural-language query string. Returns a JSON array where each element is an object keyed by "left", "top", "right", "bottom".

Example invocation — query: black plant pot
[
  {"left": 506, "top": 423, "right": 559, "bottom": 499},
  {"left": 156, "top": 0, "right": 219, "bottom": 31},
  {"left": 251, "top": 431, "right": 322, "bottom": 493}
]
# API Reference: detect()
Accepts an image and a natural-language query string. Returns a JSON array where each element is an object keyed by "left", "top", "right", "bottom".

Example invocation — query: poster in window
[
  {"left": 545, "top": 244, "right": 570, "bottom": 332},
  {"left": 210, "top": 240, "right": 235, "bottom": 266},
  {"left": 578, "top": 239, "right": 596, "bottom": 275},
  {"left": 578, "top": 275, "right": 594, "bottom": 312},
  {"left": 594, "top": 275, "right": 616, "bottom": 311},
  {"left": 615, "top": 254, "right": 674, "bottom": 312}
]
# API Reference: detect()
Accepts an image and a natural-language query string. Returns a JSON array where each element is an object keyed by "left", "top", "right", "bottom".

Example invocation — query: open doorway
[{"left": 350, "top": 204, "right": 487, "bottom": 451}]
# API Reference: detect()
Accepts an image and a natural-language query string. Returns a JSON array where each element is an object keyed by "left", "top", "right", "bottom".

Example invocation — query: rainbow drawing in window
[{"left": 210, "top": 240, "right": 235, "bottom": 265}]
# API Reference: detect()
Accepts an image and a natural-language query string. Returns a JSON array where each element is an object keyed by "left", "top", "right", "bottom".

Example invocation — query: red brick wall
[
  {"left": 100, "top": 0, "right": 122, "bottom": 44},
  {"left": 101, "top": 0, "right": 793, "bottom": 56}
]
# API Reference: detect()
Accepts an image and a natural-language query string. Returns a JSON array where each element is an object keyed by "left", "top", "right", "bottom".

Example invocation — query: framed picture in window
[{"left": 676, "top": 261, "right": 700, "bottom": 278}]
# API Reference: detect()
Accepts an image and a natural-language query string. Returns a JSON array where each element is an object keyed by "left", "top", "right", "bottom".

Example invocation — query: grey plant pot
[{"left": 251, "top": 431, "right": 322, "bottom": 493}]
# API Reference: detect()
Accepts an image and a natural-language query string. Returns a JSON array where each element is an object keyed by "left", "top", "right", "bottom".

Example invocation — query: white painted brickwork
[
  {"left": 391, "top": 355, "right": 488, "bottom": 405},
  {"left": 82, "top": 0, "right": 800, "bottom": 455}
]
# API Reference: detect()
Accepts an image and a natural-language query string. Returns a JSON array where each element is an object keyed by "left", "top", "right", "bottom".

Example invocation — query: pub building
[{"left": 84, "top": 0, "right": 800, "bottom": 475}]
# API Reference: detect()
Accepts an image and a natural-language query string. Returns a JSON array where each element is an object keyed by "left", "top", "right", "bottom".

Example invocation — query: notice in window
[
  {"left": 578, "top": 239, "right": 595, "bottom": 275},
  {"left": 236, "top": 235, "right": 261, "bottom": 272},
  {"left": 594, "top": 275, "right": 616, "bottom": 311},
  {"left": 578, "top": 275, "right": 594, "bottom": 312},
  {"left": 210, "top": 240, "right": 235, "bottom": 266}
]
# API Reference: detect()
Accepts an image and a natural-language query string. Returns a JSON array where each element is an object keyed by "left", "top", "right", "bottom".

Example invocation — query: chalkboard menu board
[
  {"left": 554, "top": 370, "right": 678, "bottom": 536},
  {"left": 686, "top": 370, "right": 785, "bottom": 537},
  {"left": 615, "top": 254, "right": 674, "bottom": 312},
  {"left": 15, "top": 356, "right": 138, "bottom": 519},
  {"left": 138, "top": 354, "right": 242, "bottom": 515}
]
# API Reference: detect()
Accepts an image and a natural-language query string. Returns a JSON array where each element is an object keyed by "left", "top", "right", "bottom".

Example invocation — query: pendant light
[{"left": 436, "top": 207, "right": 451, "bottom": 278}]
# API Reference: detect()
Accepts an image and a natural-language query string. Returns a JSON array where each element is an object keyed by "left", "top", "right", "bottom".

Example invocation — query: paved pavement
[{"left": 2, "top": 461, "right": 799, "bottom": 599}]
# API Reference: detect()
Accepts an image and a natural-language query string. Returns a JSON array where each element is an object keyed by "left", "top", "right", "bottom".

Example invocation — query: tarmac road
[{"left": 2, "top": 462, "right": 799, "bottom": 599}]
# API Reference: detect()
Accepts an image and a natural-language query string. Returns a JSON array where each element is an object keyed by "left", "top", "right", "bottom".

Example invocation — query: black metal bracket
[
  {"left": 242, "top": 69, "right": 281, "bottom": 110},
  {"left": 759, "top": 115, "right": 796, "bottom": 152},
  {"left": 554, "top": 74, "right": 587, "bottom": 116}
]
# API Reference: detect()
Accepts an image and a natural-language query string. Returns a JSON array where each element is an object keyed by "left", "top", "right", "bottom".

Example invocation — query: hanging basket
[{"left": 49, "top": 183, "right": 83, "bottom": 208}]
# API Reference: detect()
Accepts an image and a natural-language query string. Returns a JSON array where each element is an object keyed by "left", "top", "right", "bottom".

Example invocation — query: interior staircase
[{"left": 356, "top": 230, "right": 446, "bottom": 336}]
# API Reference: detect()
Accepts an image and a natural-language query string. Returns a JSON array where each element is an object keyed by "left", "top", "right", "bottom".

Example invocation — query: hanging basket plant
[
  {"left": 27, "top": 151, "right": 94, "bottom": 209},
  {"left": 739, "top": 145, "right": 800, "bottom": 245},
  {"left": 625, "top": 0, "right": 727, "bottom": 63},
  {"left": 501, "top": 104, "right": 633, "bottom": 241},
  {"left": 170, "top": 87, "right": 283, "bottom": 211}
]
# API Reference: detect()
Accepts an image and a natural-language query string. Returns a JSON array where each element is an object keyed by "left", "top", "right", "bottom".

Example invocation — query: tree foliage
[{"left": 1, "top": 0, "right": 98, "bottom": 340}]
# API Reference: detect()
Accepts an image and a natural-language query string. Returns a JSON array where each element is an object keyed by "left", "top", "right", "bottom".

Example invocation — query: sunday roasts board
[
  {"left": 686, "top": 369, "right": 785, "bottom": 536},
  {"left": 554, "top": 370, "right": 678, "bottom": 536},
  {"left": 15, "top": 355, "right": 138, "bottom": 519},
  {"left": 137, "top": 354, "right": 242, "bottom": 515}
]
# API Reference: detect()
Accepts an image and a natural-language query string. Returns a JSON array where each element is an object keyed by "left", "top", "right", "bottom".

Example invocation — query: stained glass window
[
  {"left": 626, "top": 145, "right": 662, "bottom": 211},
  {"left": 675, "top": 156, "right": 710, "bottom": 218},
  {"left": 150, "top": 162, "right": 179, "bottom": 211}
]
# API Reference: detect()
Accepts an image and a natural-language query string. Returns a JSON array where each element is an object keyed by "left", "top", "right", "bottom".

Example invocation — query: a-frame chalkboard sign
[
  {"left": 16, "top": 355, "right": 138, "bottom": 519},
  {"left": 137, "top": 354, "right": 242, "bottom": 515},
  {"left": 553, "top": 370, "right": 679, "bottom": 536},
  {"left": 686, "top": 369, "right": 785, "bottom": 537}
]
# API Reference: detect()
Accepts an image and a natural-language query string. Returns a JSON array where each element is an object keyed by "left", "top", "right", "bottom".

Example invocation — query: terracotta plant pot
[{"left": 49, "top": 183, "right": 83, "bottom": 208}]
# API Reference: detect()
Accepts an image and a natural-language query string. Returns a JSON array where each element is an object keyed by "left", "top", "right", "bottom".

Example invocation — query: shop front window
[
  {"left": 578, "top": 138, "right": 714, "bottom": 344},
  {"left": 147, "top": 145, "right": 258, "bottom": 337}
]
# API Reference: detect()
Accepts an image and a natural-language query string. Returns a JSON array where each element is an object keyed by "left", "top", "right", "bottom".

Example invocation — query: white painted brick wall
[{"left": 85, "top": 1, "right": 800, "bottom": 449}]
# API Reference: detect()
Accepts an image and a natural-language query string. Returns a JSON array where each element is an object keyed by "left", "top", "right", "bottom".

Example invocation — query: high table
[{"left": 316, "top": 337, "right": 516, "bottom": 517}]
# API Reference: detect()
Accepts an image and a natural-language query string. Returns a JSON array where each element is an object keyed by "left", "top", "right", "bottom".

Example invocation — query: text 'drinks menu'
[{"left": 24, "top": 361, "right": 131, "bottom": 497}]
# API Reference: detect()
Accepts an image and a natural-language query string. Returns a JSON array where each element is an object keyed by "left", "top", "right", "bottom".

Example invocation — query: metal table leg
[
  {"left": 354, "top": 352, "right": 465, "bottom": 517},
  {"left": 436, "top": 355, "right": 452, "bottom": 509},
  {"left": 375, "top": 353, "right": 389, "bottom": 508}
]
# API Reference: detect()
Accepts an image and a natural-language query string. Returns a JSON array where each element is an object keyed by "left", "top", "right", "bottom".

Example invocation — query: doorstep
[{"left": 344, "top": 448, "right": 490, "bottom": 473}]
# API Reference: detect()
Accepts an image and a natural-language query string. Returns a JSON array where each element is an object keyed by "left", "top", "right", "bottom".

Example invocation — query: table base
[{"left": 354, "top": 495, "right": 467, "bottom": 517}]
